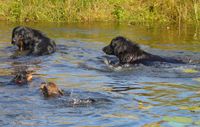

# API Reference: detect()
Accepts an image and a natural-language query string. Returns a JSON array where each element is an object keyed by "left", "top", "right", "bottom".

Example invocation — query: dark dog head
[
  {"left": 102, "top": 36, "right": 144, "bottom": 63},
  {"left": 40, "top": 82, "right": 64, "bottom": 97},
  {"left": 103, "top": 36, "right": 140, "bottom": 56},
  {"left": 12, "top": 71, "right": 32, "bottom": 85},
  {"left": 11, "top": 26, "right": 33, "bottom": 51}
]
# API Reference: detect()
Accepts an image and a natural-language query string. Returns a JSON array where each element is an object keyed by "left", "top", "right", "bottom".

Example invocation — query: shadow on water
[{"left": 0, "top": 21, "right": 200, "bottom": 126}]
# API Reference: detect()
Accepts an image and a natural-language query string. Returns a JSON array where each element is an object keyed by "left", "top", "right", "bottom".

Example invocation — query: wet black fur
[
  {"left": 11, "top": 26, "right": 56, "bottom": 55},
  {"left": 102, "top": 36, "right": 183, "bottom": 65}
]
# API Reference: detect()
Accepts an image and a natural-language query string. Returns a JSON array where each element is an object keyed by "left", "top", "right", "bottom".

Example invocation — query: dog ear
[
  {"left": 23, "top": 29, "right": 33, "bottom": 45},
  {"left": 11, "top": 26, "right": 21, "bottom": 44},
  {"left": 120, "top": 51, "right": 145, "bottom": 64},
  {"left": 119, "top": 53, "right": 135, "bottom": 63},
  {"left": 114, "top": 44, "right": 128, "bottom": 56},
  {"left": 115, "top": 42, "right": 143, "bottom": 63}
]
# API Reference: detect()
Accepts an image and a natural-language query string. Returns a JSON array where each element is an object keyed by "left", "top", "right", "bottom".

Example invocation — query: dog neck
[{"left": 118, "top": 50, "right": 150, "bottom": 64}]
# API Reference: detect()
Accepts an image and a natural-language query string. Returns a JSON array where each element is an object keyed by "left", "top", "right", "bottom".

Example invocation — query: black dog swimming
[
  {"left": 11, "top": 26, "right": 56, "bottom": 56},
  {"left": 102, "top": 36, "right": 184, "bottom": 65}
]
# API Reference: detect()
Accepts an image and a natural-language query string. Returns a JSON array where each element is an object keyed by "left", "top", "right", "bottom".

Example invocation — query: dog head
[
  {"left": 40, "top": 82, "right": 64, "bottom": 97},
  {"left": 12, "top": 71, "right": 32, "bottom": 85},
  {"left": 103, "top": 36, "right": 143, "bottom": 63},
  {"left": 103, "top": 36, "right": 140, "bottom": 56},
  {"left": 11, "top": 26, "right": 33, "bottom": 51}
]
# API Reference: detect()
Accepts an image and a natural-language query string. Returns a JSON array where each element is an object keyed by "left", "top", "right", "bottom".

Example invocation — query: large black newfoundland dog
[
  {"left": 11, "top": 26, "right": 56, "bottom": 55},
  {"left": 103, "top": 36, "right": 184, "bottom": 65}
]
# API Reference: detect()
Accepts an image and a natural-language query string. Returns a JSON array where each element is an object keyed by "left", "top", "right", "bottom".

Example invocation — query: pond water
[{"left": 0, "top": 22, "right": 200, "bottom": 127}]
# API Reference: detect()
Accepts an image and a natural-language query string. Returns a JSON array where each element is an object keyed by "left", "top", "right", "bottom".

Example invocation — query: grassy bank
[{"left": 0, "top": 0, "right": 200, "bottom": 24}]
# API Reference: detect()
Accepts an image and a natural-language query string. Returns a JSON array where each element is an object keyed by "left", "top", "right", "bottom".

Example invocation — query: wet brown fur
[{"left": 40, "top": 82, "right": 64, "bottom": 97}]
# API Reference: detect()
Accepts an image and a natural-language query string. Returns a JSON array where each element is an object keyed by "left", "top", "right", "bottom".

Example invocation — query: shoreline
[{"left": 0, "top": 0, "right": 199, "bottom": 24}]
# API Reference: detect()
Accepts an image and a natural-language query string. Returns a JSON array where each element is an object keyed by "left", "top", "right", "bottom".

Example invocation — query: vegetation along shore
[{"left": 0, "top": 0, "right": 200, "bottom": 24}]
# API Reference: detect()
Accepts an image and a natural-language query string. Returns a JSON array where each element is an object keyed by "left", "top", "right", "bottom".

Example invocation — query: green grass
[{"left": 0, "top": 0, "right": 200, "bottom": 24}]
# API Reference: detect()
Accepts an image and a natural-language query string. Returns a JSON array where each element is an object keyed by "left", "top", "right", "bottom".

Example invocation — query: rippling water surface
[{"left": 0, "top": 22, "right": 200, "bottom": 126}]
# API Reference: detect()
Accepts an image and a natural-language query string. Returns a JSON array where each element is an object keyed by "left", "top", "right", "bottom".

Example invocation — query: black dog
[
  {"left": 11, "top": 26, "right": 56, "bottom": 56},
  {"left": 102, "top": 36, "right": 184, "bottom": 65}
]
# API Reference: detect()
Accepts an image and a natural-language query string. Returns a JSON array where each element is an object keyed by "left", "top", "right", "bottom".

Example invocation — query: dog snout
[
  {"left": 102, "top": 46, "right": 113, "bottom": 55},
  {"left": 11, "top": 39, "right": 16, "bottom": 45},
  {"left": 102, "top": 46, "right": 107, "bottom": 53}
]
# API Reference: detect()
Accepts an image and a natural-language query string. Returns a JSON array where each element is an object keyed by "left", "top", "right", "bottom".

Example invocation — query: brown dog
[{"left": 40, "top": 82, "right": 64, "bottom": 97}]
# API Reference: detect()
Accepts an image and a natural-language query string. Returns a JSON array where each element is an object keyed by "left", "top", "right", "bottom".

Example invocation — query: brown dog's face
[
  {"left": 40, "top": 82, "right": 64, "bottom": 97},
  {"left": 12, "top": 71, "right": 32, "bottom": 85}
]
